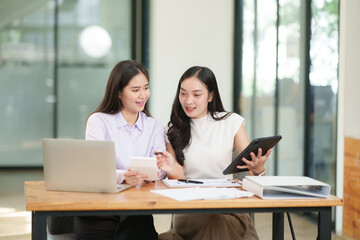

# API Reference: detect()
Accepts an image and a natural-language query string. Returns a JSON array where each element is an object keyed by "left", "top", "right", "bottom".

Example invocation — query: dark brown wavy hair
[
  {"left": 167, "top": 66, "right": 231, "bottom": 166},
  {"left": 93, "top": 60, "right": 151, "bottom": 116}
]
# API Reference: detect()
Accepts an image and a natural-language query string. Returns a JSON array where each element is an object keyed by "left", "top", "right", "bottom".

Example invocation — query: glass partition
[
  {"left": 254, "top": 0, "right": 277, "bottom": 174},
  {"left": 57, "top": 0, "right": 132, "bottom": 138},
  {"left": 309, "top": 0, "right": 339, "bottom": 192},
  {"left": 0, "top": 0, "right": 133, "bottom": 166},
  {"left": 241, "top": 0, "right": 278, "bottom": 175},
  {"left": 240, "top": 0, "right": 255, "bottom": 138},
  {"left": 239, "top": 0, "right": 338, "bottom": 184},
  {"left": 277, "top": 0, "right": 305, "bottom": 176},
  {"left": 0, "top": 1, "right": 55, "bottom": 166}
]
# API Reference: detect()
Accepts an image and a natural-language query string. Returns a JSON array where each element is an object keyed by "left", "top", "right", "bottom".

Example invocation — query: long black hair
[
  {"left": 94, "top": 60, "right": 151, "bottom": 116},
  {"left": 167, "top": 66, "right": 231, "bottom": 166}
]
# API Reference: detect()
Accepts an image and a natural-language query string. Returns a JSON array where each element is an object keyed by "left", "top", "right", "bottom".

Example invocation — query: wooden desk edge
[{"left": 24, "top": 181, "right": 343, "bottom": 212}]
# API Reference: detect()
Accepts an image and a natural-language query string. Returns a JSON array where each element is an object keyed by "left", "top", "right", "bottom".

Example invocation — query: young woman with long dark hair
[
  {"left": 157, "top": 66, "right": 272, "bottom": 240},
  {"left": 74, "top": 60, "right": 164, "bottom": 240}
]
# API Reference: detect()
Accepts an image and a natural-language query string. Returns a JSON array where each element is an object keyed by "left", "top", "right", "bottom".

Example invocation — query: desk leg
[
  {"left": 317, "top": 207, "right": 331, "bottom": 240},
  {"left": 272, "top": 212, "right": 284, "bottom": 240},
  {"left": 32, "top": 211, "right": 47, "bottom": 240}
]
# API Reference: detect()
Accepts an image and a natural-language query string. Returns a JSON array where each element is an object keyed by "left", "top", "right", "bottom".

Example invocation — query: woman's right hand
[
  {"left": 155, "top": 151, "right": 176, "bottom": 174},
  {"left": 124, "top": 169, "right": 147, "bottom": 186},
  {"left": 156, "top": 143, "right": 185, "bottom": 179}
]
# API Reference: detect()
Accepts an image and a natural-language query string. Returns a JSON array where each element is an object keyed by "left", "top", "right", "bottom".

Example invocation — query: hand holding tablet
[
  {"left": 223, "top": 135, "right": 282, "bottom": 175},
  {"left": 129, "top": 157, "right": 159, "bottom": 181}
]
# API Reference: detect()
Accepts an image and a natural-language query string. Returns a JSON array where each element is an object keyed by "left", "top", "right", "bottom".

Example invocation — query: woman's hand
[
  {"left": 237, "top": 148, "right": 272, "bottom": 175},
  {"left": 155, "top": 149, "right": 184, "bottom": 179},
  {"left": 156, "top": 151, "right": 175, "bottom": 174},
  {"left": 124, "top": 169, "right": 147, "bottom": 186}
]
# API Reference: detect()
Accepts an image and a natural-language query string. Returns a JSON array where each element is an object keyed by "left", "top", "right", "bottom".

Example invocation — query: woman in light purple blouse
[{"left": 74, "top": 60, "right": 165, "bottom": 240}]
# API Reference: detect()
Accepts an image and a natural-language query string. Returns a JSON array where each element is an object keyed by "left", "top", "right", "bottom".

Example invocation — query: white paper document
[
  {"left": 151, "top": 187, "right": 254, "bottom": 201},
  {"left": 161, "top": 179, "right": 241, "bottom": 188}
]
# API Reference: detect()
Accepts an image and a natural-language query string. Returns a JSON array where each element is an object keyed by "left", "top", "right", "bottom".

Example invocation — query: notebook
[{"left": 42, "top": 138, "right": 132, "bottom": 193}]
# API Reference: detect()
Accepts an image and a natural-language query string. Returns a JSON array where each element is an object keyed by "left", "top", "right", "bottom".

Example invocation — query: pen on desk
[{"left": 178, "top": 179, "right": 203, "bottom": 184}]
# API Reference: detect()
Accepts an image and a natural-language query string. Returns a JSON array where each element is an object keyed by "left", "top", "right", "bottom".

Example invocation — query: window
[
  {"left": 0, "top": 0, "right": 139, "bottom": 166},
  {"left": 236, "top": 0, "right": 339, "bottom": 191}
]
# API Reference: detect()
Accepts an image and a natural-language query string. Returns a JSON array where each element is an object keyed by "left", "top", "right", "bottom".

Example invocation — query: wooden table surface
[{"left": 25, "top": 181, "right": 343, "bottom": 212}]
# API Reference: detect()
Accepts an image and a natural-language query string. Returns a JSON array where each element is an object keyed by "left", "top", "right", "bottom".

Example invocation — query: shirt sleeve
[
  {"left": 116, "top": 169, "right": 126, "bottom": 184},
  {"left": 164, "top": 125, "right": 170, "bottom": 143},
  {"left": 86, "top": 114, "right": 126, "bottom": 184},
  {"left": 85, "top": 114, "right": 106, "bottom": 140},
  {"left": 150, "top": 121, "right": 167, "bottom": 180},
  {"left": 150, "top": 121, "right": 166, "bottom": 156}
]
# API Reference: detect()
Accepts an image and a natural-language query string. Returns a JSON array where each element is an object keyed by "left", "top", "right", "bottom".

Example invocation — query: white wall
[
  {"left": 340, "top": 0, "right": 360, "bottom": 138},
  {"left": 337, "top": 0, "right": 360, "bottom": 235},
  {"left": 149, "top": 0, "right": 234, "bottom": 125}
]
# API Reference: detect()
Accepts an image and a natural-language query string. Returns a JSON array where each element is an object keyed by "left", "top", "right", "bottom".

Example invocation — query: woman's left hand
[
  {"left": 124, "top": 169, "right": 147, "bottom": 186},
  {"left": 236, "top": 148, "right": 272, "bottom": 175}
]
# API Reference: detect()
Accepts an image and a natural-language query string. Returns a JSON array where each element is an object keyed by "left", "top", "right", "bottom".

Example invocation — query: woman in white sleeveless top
[{"left": 156, "top": 66, "right": 272, "bottom": 240}]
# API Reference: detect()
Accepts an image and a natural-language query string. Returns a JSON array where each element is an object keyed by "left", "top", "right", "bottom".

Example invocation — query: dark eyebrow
[
  {"left": 180, "top": 88, "right": 203, "bottom": 93},
  {"left": 131, "top": 83, "right": 149, "bottom": 89}
]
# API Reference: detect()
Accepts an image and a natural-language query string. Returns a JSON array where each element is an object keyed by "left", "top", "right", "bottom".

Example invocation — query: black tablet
[{"left": 223, "top": 135, "right": 282, "bottom": 175}]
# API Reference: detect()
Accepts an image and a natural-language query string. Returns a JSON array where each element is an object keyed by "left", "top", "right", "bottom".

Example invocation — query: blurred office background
[{"left": 0, "top": 0, "right": 359, "bottom": 239}]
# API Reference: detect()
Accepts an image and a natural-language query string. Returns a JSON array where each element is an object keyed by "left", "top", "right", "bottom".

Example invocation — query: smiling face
[
  {"left": 179, "top": 76, "right": 213, "bottom": 119},
  {"left": 119, "top": 72, "right": 150, "bottom": 115}
]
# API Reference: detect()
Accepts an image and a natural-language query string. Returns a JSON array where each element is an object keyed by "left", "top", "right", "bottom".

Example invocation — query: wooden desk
[{"left": 25, "top": 181, "right": 342, "bottom": 240}]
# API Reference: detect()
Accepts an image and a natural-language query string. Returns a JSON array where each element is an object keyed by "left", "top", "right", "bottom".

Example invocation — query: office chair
[{"left": 47, "top": 216, "right": 76, "bottom": 240}]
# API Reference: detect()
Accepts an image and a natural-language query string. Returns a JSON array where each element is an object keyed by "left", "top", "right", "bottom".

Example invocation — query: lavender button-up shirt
[{"left": 85, "top": 111, "right": 166, "bottom": 183}]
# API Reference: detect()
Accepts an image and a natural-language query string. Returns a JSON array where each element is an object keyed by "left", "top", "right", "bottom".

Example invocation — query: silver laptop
[{"left": 42, "top": 138, "right": 132, "bottom": 193}]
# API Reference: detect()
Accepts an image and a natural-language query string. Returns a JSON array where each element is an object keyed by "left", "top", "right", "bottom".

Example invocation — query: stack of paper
[{"left": 151, "top": 188, "right": 253, "bottom": 201}]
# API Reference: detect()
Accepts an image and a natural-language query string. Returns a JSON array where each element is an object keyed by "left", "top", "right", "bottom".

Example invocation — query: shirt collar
[
  {"left": 115, "top": 111, "right": 144, "bottom": 132},
  {"left": 134, "top": 112, "right": 144, "bottom": 132}
]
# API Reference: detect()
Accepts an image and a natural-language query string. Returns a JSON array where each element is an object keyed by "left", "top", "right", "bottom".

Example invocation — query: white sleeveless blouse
[{"left": 183, "top": 112, "right": 245, "bottom": 179}]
